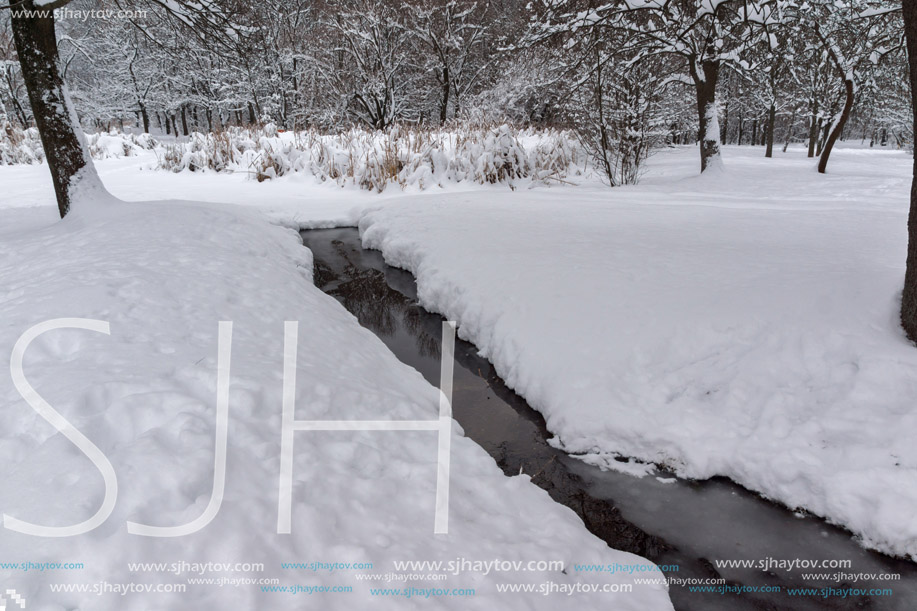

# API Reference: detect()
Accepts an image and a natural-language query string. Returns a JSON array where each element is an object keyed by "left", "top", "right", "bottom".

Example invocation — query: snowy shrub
[
  {"left": 0, "top": 125, "right": 157, "bottom": 165},
  {"left": 127, "top": 132, "right": 157, "bottom": 150},
  {"left": 0, "top": 122, "right": 44, "bottom": 165},
  {"left": 564, "top": 58, "right": 669, "bottom": 187},
  {"left": 160, "top": 131, "right": 238, "bottom": 173},
  {"left": 86, "top": 131, "right": 158, "bottom": 159},
  {"left": 156, "top": 124, "right": 583, "bottom": 191}
]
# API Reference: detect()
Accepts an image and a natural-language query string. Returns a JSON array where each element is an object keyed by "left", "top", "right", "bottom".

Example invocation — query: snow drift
[
  {"left": 0, "top": 196, "right": 671, "bottom": 610},
  {"left": 358, "top": 146, "right": 917, "bottom": 561}
]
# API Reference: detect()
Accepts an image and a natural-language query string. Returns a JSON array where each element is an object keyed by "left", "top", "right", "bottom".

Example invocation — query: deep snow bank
[
  {"left": 0, "top": 200, "right": 671, "bottom": 609},
  {"left": 359, "top": 147, "right": 917, "bottom": 560}
]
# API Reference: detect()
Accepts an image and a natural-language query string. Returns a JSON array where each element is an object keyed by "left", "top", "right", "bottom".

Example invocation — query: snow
[
  {"left": 355, "top": 145, "right": 917, "bottom": 561},
  {"left": 0, "top": 180, "right": 672, "bottom": 608},
  {"left": 3, "top": 140, "right": 915, "bottom": 609},
  {"left": 1, "top": 128, "right": 153, "bottom": 166},
  {"left": 703, "top": 101, "right": 721, "bottom": 145},
  {"left": 156, "top": 125, "right": 581, "bottom": 191}
]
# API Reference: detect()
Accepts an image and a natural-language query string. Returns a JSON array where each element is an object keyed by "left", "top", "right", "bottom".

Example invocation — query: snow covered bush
[
  {"left": 0, "top": 121, "right": 44, "bottom": 165},
  {"left": 86, "top": 131, "right": 158, "bottom": 159},
  {"left": 156, "top": 124, "right": 583, "bottom": 191},
  {"left": 0, "top": 124, "right": 156, "bottom": 164},
  {"left": 160, "top": 131, "right": 239, "bottom": 173}
]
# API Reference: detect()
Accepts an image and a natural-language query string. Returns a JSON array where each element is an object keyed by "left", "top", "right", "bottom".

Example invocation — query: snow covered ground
[
  {"left": 1, "top": 141, "right": 914, "bottom": 609},
  {"left": 0, "top": 163, "right": 671, "bottom": 608},
  {"left": 357, "top": 145, "right": 917, "bottom": 561}
]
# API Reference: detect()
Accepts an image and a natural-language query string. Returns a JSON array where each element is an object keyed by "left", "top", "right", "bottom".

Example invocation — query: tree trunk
[
  {"left": 181, "top": 105, "right": 189, "bottom": 136},
  {"left": 10, "top": 1, "right": 101, "bottom": 218},
  {"left": 820, "top": 118, "right": 831, "bottom": 154},
  {"left": 440, "top": 64, "right": 450, "bottom": 125},
  {"left": 765, "top": 101, "right": 776, "bottom": 158},
  {"left": 817, "top": 78, "right": 853, "bottom": 174},
  {"left": 815, "top": 117, "right": 825, "bottom": 156},
  {"left": 783, "top": 106, "right": 796, "bottom": 153},
  {"left": 751, "top": 118, "right": 758, "bottom": 146},
  {"left": 900, "top": 0, "right": 917, "bottom": 341},
  {"left": 807, "top": 98, "right": 818, "bottom": 157},
  {"left": 139, "top": 103, "right": 150, "bottom": 134},
  {"left": 693, "top": 60, "right": 721, "bottom": 172}
]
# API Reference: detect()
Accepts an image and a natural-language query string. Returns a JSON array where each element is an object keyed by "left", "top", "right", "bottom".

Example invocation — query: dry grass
[{"left": 156, "top": 123, "right": 583, "bottom": 191}]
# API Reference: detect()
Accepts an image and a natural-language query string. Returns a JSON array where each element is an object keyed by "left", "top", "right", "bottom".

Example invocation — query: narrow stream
[{"left": 301, "top": 227, "right": 917, "bottom": 611}]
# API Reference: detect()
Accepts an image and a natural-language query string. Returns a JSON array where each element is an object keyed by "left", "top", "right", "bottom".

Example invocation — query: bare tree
[
  {"left": 409, "top": 0, "right": 488, "bottom": 124},
  {"left": 322, "top": 0, "right": 417, "bottom": 129}
]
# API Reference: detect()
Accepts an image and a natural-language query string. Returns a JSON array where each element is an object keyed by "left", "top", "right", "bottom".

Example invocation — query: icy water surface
[{"left": 302, "top": 227, "right": 917, "bottom": 611}]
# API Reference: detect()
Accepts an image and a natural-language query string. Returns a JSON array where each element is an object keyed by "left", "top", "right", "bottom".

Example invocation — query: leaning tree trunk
[
  {"left": 765, "top": 101, "right": 776, "bottom": 158},
  {"left": 693, "top": 59, "right": 721, "bottom": 172},
  {"left": 901, "top": 0, "right": 917, "bottom": 341},
  {"left": 817, "top": 78, "right": 854, "bottom": 174},
  {"left": 10, "top": 0, "right": 99, "bottom": 218},
  {"left": 815, "top": 117, "right": 826, "bottom": 156}
]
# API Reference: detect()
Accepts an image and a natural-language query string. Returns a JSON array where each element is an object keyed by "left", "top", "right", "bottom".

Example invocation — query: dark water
[{"left": 301, "top": 227, "right": 917, "bottom": 611}]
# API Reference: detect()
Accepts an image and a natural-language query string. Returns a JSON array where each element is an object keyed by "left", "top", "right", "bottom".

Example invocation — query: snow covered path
[
  {"left": 0, "top": 198, "right": 672, "bottom": 609},
  {"left": 357, "top": 146, "right": 917, "bottom": 560}
]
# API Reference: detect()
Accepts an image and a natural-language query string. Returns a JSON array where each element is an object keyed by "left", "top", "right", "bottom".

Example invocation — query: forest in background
[{"left": 0, "top": 0, "right": 910, "bottom": 186}]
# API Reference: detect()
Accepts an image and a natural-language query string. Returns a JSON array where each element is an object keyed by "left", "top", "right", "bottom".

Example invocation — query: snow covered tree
[
  {"left": 321, "top": 0, "right": 418, "bottom": 129},
  {"left": 408, "top": 0, "right": 489, "bottom": 124},
  {"left": 528, "top": 0, "right": 777, "bottom": 173},
  {"left": 901, "top": 0, "right": 917, "bottom": 341},
  {"left": 9, "top": 0, "right": 101, "bottom": 218},
  {"left": 751, "top": 25, "right": 799, "bottom": 157},
  {"left": 800, "top": 0, "right": 899, "bottom": 173},
  {"left": 0, "top": 20, "right": 29, "bottom": 128},
  {"left": 533, "top": 18, "right": 676, "bottom": 185},
  {"left": 7, "top": 0, "right": 243, "bottom": 217}
]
